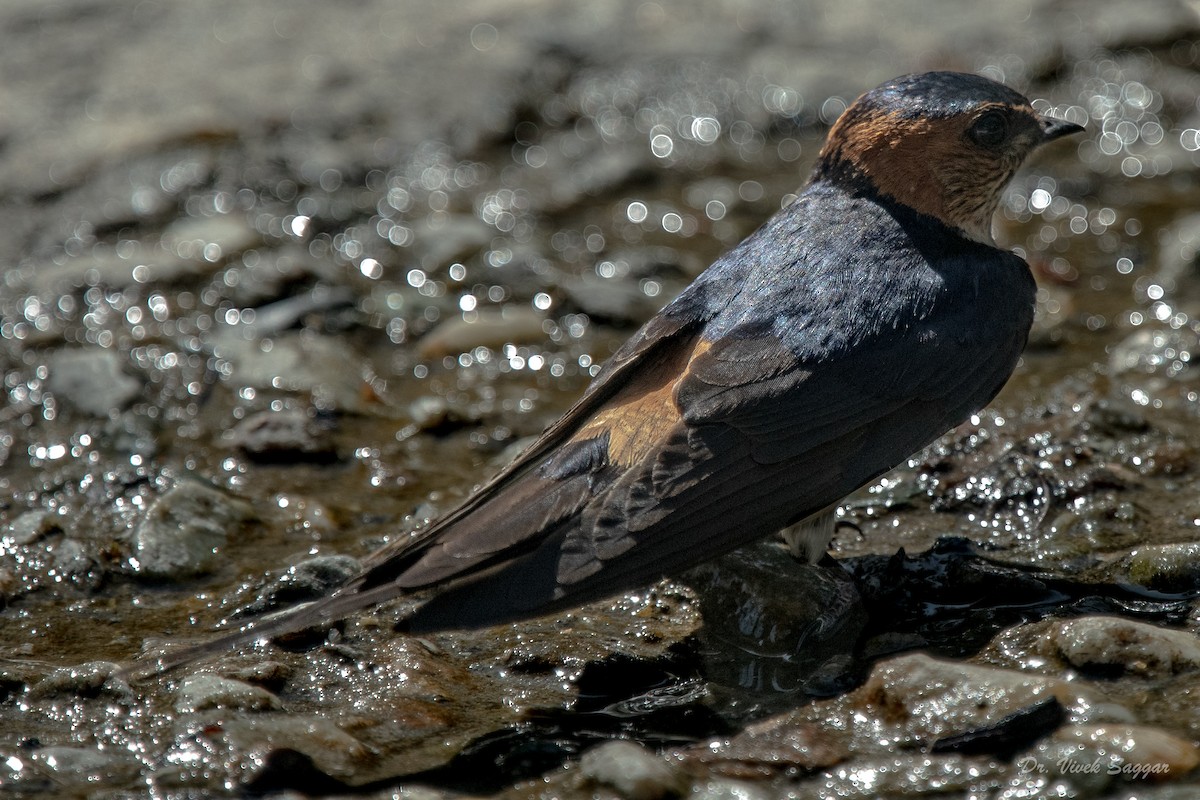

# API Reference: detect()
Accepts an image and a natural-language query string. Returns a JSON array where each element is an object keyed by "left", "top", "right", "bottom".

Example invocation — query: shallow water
[{"left": 3, "top": 2, "right": 1200, "bottom": 797}]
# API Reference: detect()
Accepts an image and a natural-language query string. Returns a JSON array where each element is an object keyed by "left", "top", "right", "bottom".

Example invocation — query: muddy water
[{"left": 3, "top": 2, "right": 1200, "bottom": 798}]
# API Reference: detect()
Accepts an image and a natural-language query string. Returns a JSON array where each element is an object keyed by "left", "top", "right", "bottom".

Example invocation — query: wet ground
[{"left": 3, "top": 0, "right": 1200, "bottom": 797}]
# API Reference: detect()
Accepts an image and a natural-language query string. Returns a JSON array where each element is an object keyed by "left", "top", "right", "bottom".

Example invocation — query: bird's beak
[{"left": 1039, "top": 114, "right": 1085, "bottom": 142}]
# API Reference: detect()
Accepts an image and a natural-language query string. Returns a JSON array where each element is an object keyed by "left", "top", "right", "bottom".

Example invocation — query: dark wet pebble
[
  {"left": 238, "top": 554, "right": 362, "bottom": 616},
  {"left": 45, "top": 348, "right": 142, "bottom": 417},
  {"left": 130, "top": 480, "right": 256, "bottom": 580},
  {"left": 685, "top": 541, "right": 865, "bottom": 704}
]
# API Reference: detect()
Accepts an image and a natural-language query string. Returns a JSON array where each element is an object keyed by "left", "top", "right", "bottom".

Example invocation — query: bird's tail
[{"left": 118, "top": 581, "right": 412, "bottom": 681}]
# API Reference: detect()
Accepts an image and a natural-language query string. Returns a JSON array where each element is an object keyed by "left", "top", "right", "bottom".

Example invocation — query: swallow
[{"left": 139, "top": 72, "right": 1083, "bottom": 674}]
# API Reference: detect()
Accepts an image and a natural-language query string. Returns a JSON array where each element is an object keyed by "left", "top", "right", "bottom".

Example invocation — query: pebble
[
  {"left": 1054, "top": 724, "right": 1200, "bottom": 779},
  {"left": 407, "top": 395, "right": 480, "bottom": 435},
  {"left": 227, "top": 408, "right": 338, "bottom": 463},
  {"left": 1108, "top": 327, "right": 1199, "bottom": 377},
  {"left": 1, "top": 510, "right": 62, "bottom": 546},
  {"left": 27, "top": 661, "right": 128, "bottom": 700},
  {"left": 560, "top": 275, "right": 663, "bottom": 326},
  {"left": 175, "top": 674, "right": 281, "bottom": 713},
  {"left": 579, "top": 740, "right": 683, "bottom": 800},
  {"left": 1111, "top": 542, "right": 1200, "bottom": 594},
  {"left": 1050, "top": 616, "right": 1200, "bottom": 676},
  {"left": 412, "top": 214, "right": 493, "bottom": 269},
  {"left": 130, "top": 480, "right": 256, "bottom": 580},
  {"left": 220, "top": 714, "right": 372, "bottom": 780},
  {"left": 855, "top": 653, "right": 1092, "bottom": 746},
  {"left": 28, "top": 745, "right": 139, "bottom": 789},
  {"left": 160, "top": 213, "right": 260, "bottom": 262},
  {"left": 689, "top": 778, "right": 773, "bottom": 800},
  {"left": 238, "top": 554, "right": 362, "bottom": 616},
  {"left": 46, "top": 348, "right": 142, "bottom": 417},
  {"left": 686, "top": 713, "right": 847, "bottom": 778},
  {"left": 214, "top": 332, "right": 373, "bottom": 412},
  {"left": 416, "top": 306, "right": 546, "bottom": 358}
]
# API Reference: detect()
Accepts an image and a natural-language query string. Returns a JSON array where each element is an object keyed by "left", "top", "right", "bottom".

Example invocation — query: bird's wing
[
  {"left": 536, "top": 318, "right": 1021, "bottom": 600},
  {"left": 393, "top": 301, "right": 1026, "bottom": 633}
]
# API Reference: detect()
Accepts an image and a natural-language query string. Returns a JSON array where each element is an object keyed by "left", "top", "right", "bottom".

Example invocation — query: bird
[{"left": 135, "top": 71, "right": 1083, "bottom": 676}]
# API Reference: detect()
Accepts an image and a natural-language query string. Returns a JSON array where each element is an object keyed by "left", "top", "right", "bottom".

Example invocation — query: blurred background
[{"left": 3, "top": 0, "right": 1200, "bottom": 797}]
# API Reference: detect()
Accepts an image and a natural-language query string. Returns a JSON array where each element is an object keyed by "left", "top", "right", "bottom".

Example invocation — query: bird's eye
[{"left": 968, "top": 111, "right": 1009, "bottom": 148}]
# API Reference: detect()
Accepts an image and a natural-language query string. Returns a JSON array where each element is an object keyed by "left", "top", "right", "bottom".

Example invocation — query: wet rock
[
  {"left": 46, "top": 348, "right": 141, "bottom": 417},
  {"left": 560, "top": 276, "right": 664, "bottom": 326},
  {"left": 685, "top": 542, "right": 865, "bottom": 701},
  {"left": 28, "top": 745, "right": 139, "bottom": 790},
  {"left": 854, "top": 653, "right": 1092, "bottom": 747},
  {"left": 1049, "top": 616, "right": 1200, "bottom": 677},
  {"left": 1109, "top": 542, "right": 1200, "bottom": 594},
  {"left": 579, "top": 740, "right": 683, "bottom": 800},
  {"left": 1108, "top": 327, "right": 1199, "bottom": 378},
  {"left": 227, "top": 408, "right": 338, "bottom": 463},
  {"left": 238, "top": 554, "right": 362, "bottom": 616},
  {"left": 229, "top": 660, "right": 294, "bottom": 689},
  {"left": 1053, "top": 724, "right": 1200, "bottom": 780},
  {"left": 214, "top": 332, "right": 373, "bottom": 412},
  {"left": 1, "top": 510, "right": 62, "bottom": 546},
  {"left": 412, "top": 214, "right": 494, "bottom": 269},
  {"left": 242, "top": 748, "right": 354, "bottom": 796},
  {"left": 130, "top": 480, "right": 256, "bottom": 580},
  {"left": 689, "top": 779, "right": 773, "bottom": 800},
  {"left": 1156, "top": 210, "right": 1200, "bottom": 291},
  {"left": 683, "top": 715, "right": 847, "bottom": 779},
  {"left": 27, "top": 661, "right": 129, "bottom": 700},
  {"left": 220, "top": 714, "right": 373, "bottom": 780},
  {"left": 221, "top": 286, "right": 356, "bottom": 339},
  {"left": 175, "top": 673, "right": 281, "bottom": 713},
  {"left": 416, "top": 306, "right": 546, "bottom": 358},
  {"left": 407, "top": 395, "right": 480, "bottom": 435},
  {"left": 160, "top": 213, "right": 259, "bottom": 263}
]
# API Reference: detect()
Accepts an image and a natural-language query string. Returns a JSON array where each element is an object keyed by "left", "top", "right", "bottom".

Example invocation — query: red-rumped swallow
[{"left": 141, "top": 71, "right": 1082, "bottom": 674}]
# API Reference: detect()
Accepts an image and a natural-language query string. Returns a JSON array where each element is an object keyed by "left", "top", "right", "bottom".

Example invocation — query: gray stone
[
  {"left": 130, "top": 480, "right": 256, "bottom": 580},
  {"left": 214, "top": 332, "right": 372, "bottom": 412},
  {"left": 1051, "top": 616, "right": 1200, "bottom": 676},
  {"left": 1, "top": 510, "right": 62, "bottom": 546},
  {"left": 580, "top": 740, "right": 683, "bottom": 800},
  {"left": 416, "top": 307, "right": 546, "bottom": 358},
  {"left": 46, "top": 348, "right": 141, "bottom": 416},
  {"left": 175, "top": 673, "right": 281, "bottom": 713}
]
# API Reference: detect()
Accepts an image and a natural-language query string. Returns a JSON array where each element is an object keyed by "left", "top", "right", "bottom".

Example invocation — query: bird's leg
[{"left": 780, "top": 509, "right": 837, "bottom": 563}]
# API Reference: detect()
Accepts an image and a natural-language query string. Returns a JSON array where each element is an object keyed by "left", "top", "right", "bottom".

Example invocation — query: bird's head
[{"left": 813, "top": 71, "right": 1083, "bottom": 244}]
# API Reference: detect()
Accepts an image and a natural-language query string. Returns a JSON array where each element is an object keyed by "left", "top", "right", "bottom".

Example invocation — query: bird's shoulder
[{"left": 688, "top": 181, "right": 1033, "bottom": 359}]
